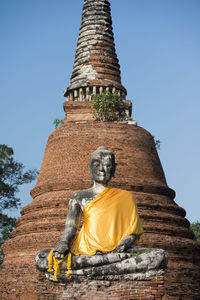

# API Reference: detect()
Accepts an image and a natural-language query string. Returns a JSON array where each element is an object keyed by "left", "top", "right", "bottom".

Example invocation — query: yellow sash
[{"left": 70, "top": 187, "right": 143, "bottom": 255}]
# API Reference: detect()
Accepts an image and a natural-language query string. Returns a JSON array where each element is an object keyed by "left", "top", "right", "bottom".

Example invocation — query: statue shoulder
[{"left": 70, "top": 188, "right": 94, "bottom": 203}]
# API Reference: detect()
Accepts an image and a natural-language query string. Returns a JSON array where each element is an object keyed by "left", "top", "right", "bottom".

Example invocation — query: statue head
[{"left": 88, "top": 146, "right": 116, "bottom": 185}]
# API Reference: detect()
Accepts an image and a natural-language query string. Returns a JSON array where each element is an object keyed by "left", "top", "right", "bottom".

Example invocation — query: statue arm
[{"left": 54, "top": 197, "right": 81, "bottom": 259}]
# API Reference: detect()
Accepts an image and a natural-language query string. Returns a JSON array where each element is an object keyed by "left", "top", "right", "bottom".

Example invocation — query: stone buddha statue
[{"left": 35, "top": 147, "right": 167, "bottom": 282}]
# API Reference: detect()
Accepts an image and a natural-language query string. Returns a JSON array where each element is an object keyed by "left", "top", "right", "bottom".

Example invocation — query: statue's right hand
[{"left": 53, "top": 242, "right": 69, "bottom": 259}]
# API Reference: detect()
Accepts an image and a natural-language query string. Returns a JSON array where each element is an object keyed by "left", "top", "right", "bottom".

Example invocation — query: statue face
[{"left": 90, "top": 154, "right": 113, "bottom": 184}]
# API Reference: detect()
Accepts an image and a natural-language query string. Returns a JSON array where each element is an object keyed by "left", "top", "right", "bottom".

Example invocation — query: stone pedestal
[{"left": 54, "top": 276, "right": 166, "bottom": 300}]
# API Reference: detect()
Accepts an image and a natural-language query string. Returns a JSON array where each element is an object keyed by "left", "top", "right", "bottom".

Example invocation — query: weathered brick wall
[
  {"left": 35, "top": 122, "right": 168, "bottom": 191},
  {"left": 59, "top": 276, "right": 165, "bottom": 300}
]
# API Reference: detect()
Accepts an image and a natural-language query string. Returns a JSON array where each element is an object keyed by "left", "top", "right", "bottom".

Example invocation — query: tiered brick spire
[{"left": 64, "top": 0, "right": 126, "bottom": 102}]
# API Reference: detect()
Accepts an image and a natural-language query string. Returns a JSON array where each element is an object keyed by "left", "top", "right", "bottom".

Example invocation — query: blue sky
[{"left": 0, "top": 0, "right": 199, "bottom": 222}]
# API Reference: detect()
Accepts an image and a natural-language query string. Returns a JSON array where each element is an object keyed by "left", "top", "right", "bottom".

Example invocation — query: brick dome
[{"left": 1, "top": 122, "right": 200, "bottom": 299}]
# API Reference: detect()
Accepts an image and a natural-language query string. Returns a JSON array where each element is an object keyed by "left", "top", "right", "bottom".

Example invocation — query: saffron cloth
[{"left": 70, "top": 187, "right": 144, "bottom": 255}]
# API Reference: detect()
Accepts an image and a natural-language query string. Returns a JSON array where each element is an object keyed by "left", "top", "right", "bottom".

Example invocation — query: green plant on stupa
[{"left": 91, "top": 91, "right": 120, "bottom": 121}]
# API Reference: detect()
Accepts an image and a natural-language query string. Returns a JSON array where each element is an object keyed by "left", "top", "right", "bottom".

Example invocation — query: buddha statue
[{"left": 35, "top": 147, "right": 167, "bottom": 282}]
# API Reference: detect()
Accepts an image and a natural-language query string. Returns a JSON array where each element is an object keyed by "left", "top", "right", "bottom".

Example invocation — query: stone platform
[{"left": 51, "top": 276, "right": 166, "bottom": 300}]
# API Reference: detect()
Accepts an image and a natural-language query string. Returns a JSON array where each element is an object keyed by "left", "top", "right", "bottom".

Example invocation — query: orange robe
[{"left": 70, "top": 187, "right": 144, "bottom": 255}]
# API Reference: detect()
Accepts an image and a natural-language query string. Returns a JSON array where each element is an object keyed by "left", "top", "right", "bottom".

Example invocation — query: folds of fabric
[{"left": 70, "top": 187, "right": 144, "bottom": 256}]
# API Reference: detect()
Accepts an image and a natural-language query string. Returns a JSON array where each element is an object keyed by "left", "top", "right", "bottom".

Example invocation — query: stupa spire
[{"left": 64, "top": 0, "right": 127, "bottom": 101}]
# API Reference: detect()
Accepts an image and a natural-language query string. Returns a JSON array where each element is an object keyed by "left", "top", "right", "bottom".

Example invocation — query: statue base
[
  {"left": 0, "top": 264, "right": 192, "bottom": 300},
  {"left": 57, "top": 276, "right": 166, "bottom": 300}
]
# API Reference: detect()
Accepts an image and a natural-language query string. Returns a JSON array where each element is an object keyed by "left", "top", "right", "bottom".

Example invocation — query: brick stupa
[{"left": 1, "top": 0, "right": 200, "bottom": 299}]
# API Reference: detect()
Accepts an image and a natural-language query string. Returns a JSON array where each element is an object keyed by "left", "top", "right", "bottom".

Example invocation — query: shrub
[{"left": 90, "top": 91, "right": 120, "bottom": 121}]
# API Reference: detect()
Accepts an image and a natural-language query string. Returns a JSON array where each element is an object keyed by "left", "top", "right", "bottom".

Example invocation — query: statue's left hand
[{"left": 114, "top": 235, "right": 137, "bottom": 252}]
